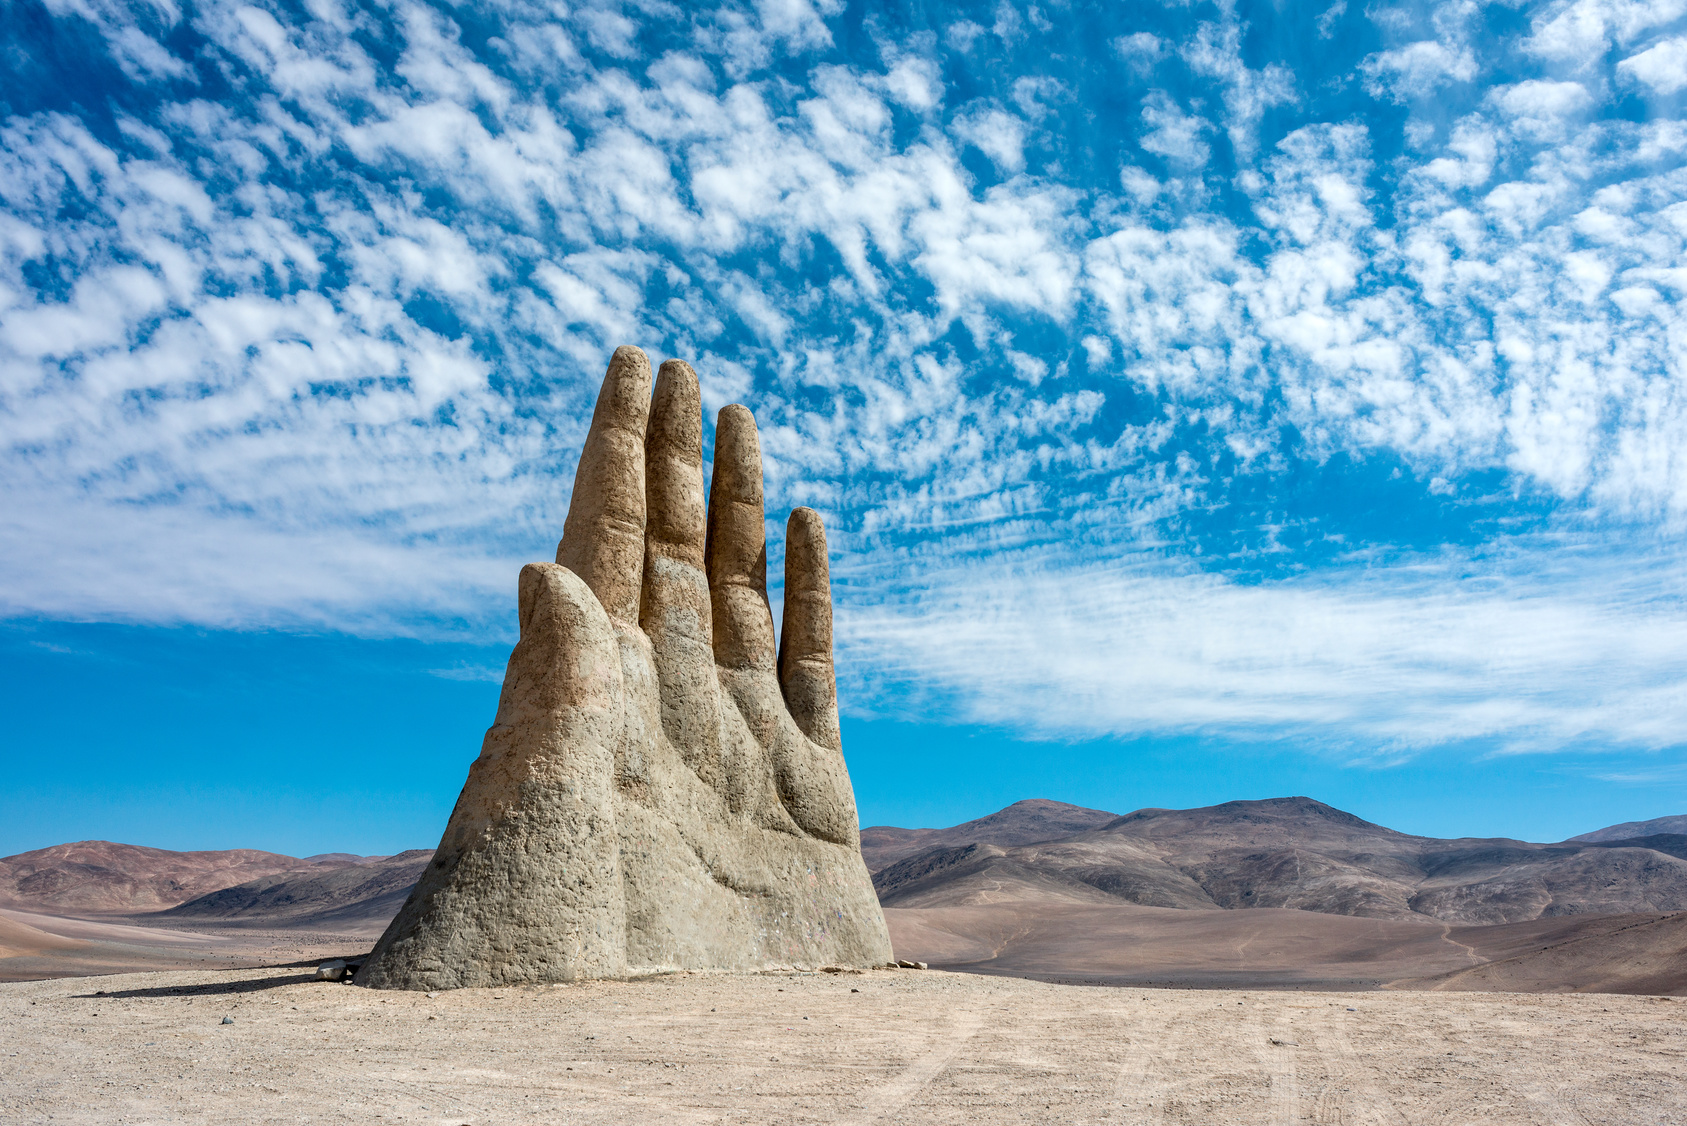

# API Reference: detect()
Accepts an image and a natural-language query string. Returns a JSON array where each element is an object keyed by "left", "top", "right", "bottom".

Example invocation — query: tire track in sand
[
  {"left": 1482, "top": 1007, "right": 1587, "bottom": 1126},
  {"left": 1106, "top": 1003, "right": 1190, "bottom": 1123},
  {"left": 1305, "top": 1006, "right": 1411, "bottom": 1126},
  {"left": 1252, "top": 1008, "right": 1299, "bottom": 1126},
  {"left": 838, "top": 1009, "right": 983, "bottom": 1124}
]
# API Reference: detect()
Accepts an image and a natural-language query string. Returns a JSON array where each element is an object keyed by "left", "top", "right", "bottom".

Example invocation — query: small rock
[
  {"left": 897, "top": 959, "right": 917, "bottom": 968},
  {"left": 315, "top": 959, "right": 348, "bottom": 982},
  {"left": 426, "top": 991, "right": 440, "bottom": 999},
  {"left": 1268, "top": 1038, "right": 1298, "bottom": 1047},
  {"left": 915, "top": 962, "right": 928, "bottom": 970},
  {"left": 221, "top": 1016, "right": 235, "bottom": 1025}
]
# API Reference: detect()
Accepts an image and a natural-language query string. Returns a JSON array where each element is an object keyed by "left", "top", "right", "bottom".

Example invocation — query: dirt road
[{"left": 2, "top": 966, "right": 1681, "bottom": 1124}]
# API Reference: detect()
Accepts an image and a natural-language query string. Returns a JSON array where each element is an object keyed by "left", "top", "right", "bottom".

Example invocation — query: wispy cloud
[
  {"left": 837, "top": 539, "right": 1687, "bottom": 752},
  {"left": 3, "top": 0, "right": 1687, "bottom": 760}
]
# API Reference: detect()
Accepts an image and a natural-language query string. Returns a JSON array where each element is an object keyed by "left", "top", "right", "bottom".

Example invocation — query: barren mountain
[
  {"left": 859, "top": 799, "right": 1117, "bottom": 871},
  {"left": 0, "top": 844, "right": 427, "bottom": 981},
  {"left": 1571, "top": 813, "right": 1687, "bottom": 842},
  {"left": 10, "top": 797, "right": 1686, "bottom": 994},
  {"left": 873, "top": 797, "right": 1687, "bottom": 925},
  {"left": 159, "top": 850, "right": 434, "bottom": 930},
  {"left": 0, "top": 842, "right": 336, "bottom": 914}
]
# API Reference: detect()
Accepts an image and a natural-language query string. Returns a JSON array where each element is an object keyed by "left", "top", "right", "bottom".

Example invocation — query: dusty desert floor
[
  {"left": 2, "top": 965, "right": 1682, "bottom": 1125},
  {"left": 0, "top": 907, "right": 375, "bottom": 982},
  {"left": 887, "top": 904, "right": 1687, "bottom": 994}
]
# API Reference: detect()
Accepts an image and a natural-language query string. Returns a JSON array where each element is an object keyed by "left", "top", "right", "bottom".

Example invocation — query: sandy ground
[
  {"left": 3, "top": 966, "right": 1683, "bottom": 1125},
  {"left": 0, "top": 908, "right": 376, "bottom": 983},
  {"left": 886, "top": 905, "right": 1687, "bottom": 994}
]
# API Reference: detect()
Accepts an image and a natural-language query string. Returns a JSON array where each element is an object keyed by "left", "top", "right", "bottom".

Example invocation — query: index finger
[{"left": 556, "top": 346, "right": 653, "bottom": 624}]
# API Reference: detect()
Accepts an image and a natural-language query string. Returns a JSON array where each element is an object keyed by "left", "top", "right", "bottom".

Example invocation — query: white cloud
[
  {"left": 1113, "top": 32, "right": 1164, "bottom": 73},
  {"left": 944, "top": 20, "right": 987, "bottom": 53},
  {"left": 1491, "top": 80, "right": 1593, "bottom": 141},
  {"left": 1081, "top": 334, "right": 1113, "bottom": 368},
  {"left": 1361, "top": 40, "right": 1478, "bottom": 102},
  {"left": 1181, "top": 20, "right": 1296, "bottom": 155},
  {"left": 1138, "top": 93, "right": 1211, "bottom": 169},
  {"left": 1526, "top": 0, "right": 1687, "bottom": 62},
  {"left": 1317, "top": 2, "right": 1346, "bottom": 39},
  {"left": 839, "top": 544, "right": 1687, "bottom": 752},
  {"left": 1618, "top": 36, "right": 1687, "bottom": 94},
  {"left": 879, "top": 53, "right": 943, "bottom": 112},
  {"left": 951, "top": 105, "right": 1027, "bottom": 175}
]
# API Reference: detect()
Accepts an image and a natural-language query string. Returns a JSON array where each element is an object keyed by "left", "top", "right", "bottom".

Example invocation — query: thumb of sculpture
[{"left": 356, "top": 348, "right": 892, "bottom": 990}]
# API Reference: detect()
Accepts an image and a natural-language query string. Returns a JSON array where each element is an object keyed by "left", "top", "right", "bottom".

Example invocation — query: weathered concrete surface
[{"left": 358, "top": 347, "right": 892, "bottom": 990}]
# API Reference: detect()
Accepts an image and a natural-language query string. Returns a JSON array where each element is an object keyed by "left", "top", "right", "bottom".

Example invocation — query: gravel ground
[{"left": 2, "top": 965, "right": 1682, "bottom": 1125}]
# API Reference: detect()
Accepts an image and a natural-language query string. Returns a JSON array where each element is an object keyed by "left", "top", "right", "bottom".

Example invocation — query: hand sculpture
[{"left": 358, "top": 348, "right": 893, "bottom": 990}]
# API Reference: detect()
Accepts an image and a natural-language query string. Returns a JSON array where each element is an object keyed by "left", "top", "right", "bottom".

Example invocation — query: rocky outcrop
[{"left": 357, "top": 348, "right": 892, "bottom": 990}]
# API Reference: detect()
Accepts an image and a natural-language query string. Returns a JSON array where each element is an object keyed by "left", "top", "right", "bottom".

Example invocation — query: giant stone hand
[{"left": 358, "top": 348, "right": 893, "bottom": 990}]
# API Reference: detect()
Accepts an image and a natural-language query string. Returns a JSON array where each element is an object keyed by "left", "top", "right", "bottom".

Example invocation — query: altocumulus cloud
[{"left": 4, "top": 0, "right": 1687, "bottom": 756}]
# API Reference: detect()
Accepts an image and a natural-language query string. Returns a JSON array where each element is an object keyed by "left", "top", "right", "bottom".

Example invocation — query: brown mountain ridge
[
  {"left": 9, "top": 799, "right": 1683, "bottom": 930},
  {"left": 859, "top": 798, "right": 1118, "bottom": 871},
  {"left": 5, "top": 799, "right": 1684, "bottom": 993},
  {"left": 0, "top": 842, "right": 327, "bottom": 914},
  {"left": 871, "top": 796, "right": 1687, "bottom": 925},
  {"left": 159, "top": 851, "right": 434, "bottom": 930}
]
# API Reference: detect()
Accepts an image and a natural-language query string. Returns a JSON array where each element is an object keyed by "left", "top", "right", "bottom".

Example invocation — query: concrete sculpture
[{"left": 358, "top": 348, "right": 893, "bottom": 990}]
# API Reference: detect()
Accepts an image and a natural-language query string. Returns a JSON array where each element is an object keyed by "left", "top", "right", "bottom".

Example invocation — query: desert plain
[
  {"left": 5, "top": 964, "right": 1685, "bottom": 1126},
  {"left": 5, "top": 796, "right": 1687, "bottom": 1125}
]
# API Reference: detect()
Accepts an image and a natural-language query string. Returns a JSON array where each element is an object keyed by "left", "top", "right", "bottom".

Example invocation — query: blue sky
[{"left": 4, "top": 0, "right": 1687, "bottom": 856}]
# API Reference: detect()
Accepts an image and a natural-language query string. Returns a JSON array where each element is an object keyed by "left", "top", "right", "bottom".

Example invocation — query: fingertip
[
  {"left": 649, "top": 360, "right": 702, "bottom": 456},
  {"left": 711, "top": 404, "right": 762, "bottom": 505},
  {"left": 555, "top": 348, "right": 655, "bottom": 623},
  {"left": 784, "top": 508, "right": 829, "bottom": 593},
  {"left": 642, "top": 358, "right": 710, "bottom": 631},
  {"left": 599, "top": 346, "right": 654, "bottom": 427},
  {"left": 517, "top": 562, "right": 552, "bottom": 635}
]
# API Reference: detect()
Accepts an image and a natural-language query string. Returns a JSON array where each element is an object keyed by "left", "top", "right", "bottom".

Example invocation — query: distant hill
[
  {"left": 0, "top": 842, "right": 332, "bottom": 914},
  {"left": 0, "top": 841, "right": 430, "bottom": 921},
  {"left": 872, "top": 797, "right": 1687, "bottom": 925},
  {"left": 860, "top": 799, "right": 1118, "bottom": 872},
  {"left": 160, "top": 850, "right": 434, "bottom": 930},
  {"left": 1571, "top": 814, "right": 1687, "bottom": 843},
  {"left": 7, "top": 802, "right": 1686, "bottom": 994}
]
